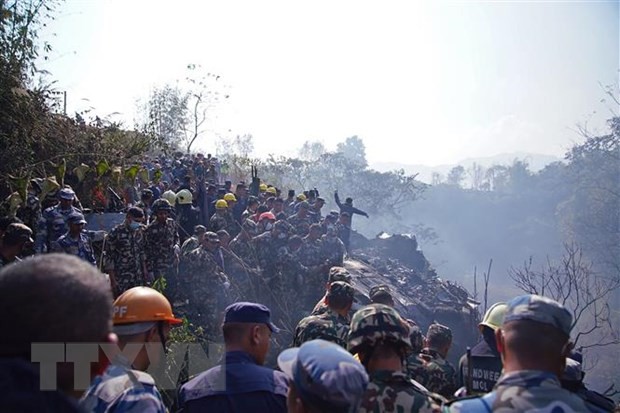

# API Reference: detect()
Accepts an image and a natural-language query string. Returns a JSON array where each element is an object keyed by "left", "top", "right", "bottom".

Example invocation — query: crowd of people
[{"left": 0, "top": 153, "right": 617, "bottom": 412}]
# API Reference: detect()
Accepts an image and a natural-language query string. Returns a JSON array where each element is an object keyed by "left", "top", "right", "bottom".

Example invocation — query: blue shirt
[{"left": 179, "top": 351, "right": 288, "bottom": 413}]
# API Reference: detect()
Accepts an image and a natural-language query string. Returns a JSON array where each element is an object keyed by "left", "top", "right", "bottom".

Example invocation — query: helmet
[
  {"left": 266, "top": 187, "right": 277, "bottom": 195},
  {"left": 215, "top": 199, "right": 228, "bottom": 209},
  {"left": 258, "top": 212, "right": 276, "bottom": 221},
  {"left": 479, "top": 302, "right": 508, "bottom": 332},
  {"left": 113, "top": 287, "right": 182, "bottom": 325},
  {"left": 296, "top": 194, "right": 307, "bottom": 201},
  {"left": 348, "top": 304, "right": 412, "bottom": 355},
  {"left": 176, "top": 189, "right": 193, "bottom": 205},
  {"left": 259, "top": 183, "right": 268, "bottom": 192},
  {"left": 161, "top": 190, "right": 177, "bottom": 205},
  {"left": 152, "top": 198, "right": 172, "bottom": 212},
  {"left": 223, "top": 193, "right": 237, "bottom": 202}
]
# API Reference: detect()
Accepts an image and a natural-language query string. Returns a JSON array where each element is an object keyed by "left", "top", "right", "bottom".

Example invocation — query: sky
[{"left": 39, "top": 0, "right": 619, "bottom": 166}]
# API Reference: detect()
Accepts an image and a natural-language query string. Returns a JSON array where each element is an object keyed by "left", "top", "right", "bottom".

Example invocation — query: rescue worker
[
  {"left": 210, "top": 199, "right": 229, "bottom": 232},
  {"left": 457, "top": 302, "right": 507, "bottom": 396},
  {"left": 16, "top": 178, "right": 42, "bottom": 234},
  {"left": 144, "top": 199, "right": 180, "bottom": 298},
  {"left": 181, "top": 225, "right": 207, "bottom": 256},
  {"left": 334, "top": 190, "right": 369, "bottom": 226},
  {"left": 320, "top": 220, "right": 346, "bottom": 267},
  {"left": 104, "top": 207, "right": 148, "bottom": 296},
  {"left": 35, "top": 187, "right": 82, "bottom": 253},
  {"left": 407, "top": 323, "right": 458, "bottom": 399},
  {"left": 136, "top": 188, "right": 154, "bottom": 218},
  {"left": 278, "top": 339, "right": 369, "bottom": 413},
  {"left": 223, "top": 193, "right": 240, "bottom": 237},
  {"left": 287, "top": 201, "right": 312, "bottom": 236},
  {"left": 51, "top": 212, "right": 97, "bottom": 266},
  {"left": 446, "top": 294, "right": 590, "bottom": 412},
  {"left": 347, "top": 303, "right": 443, "bottom": 412},
  {"left": 179, "top": 302, "right": 288, "bottom": 412},
  {"left": 229, "top": 219, "right": 259, "bottom": 268},
  {"left": 175, "top": 189, "right": 199, "bottom": 244},
  {"left": 292, "top": 281, "right": 354, "bottom": 348},
  {"left": 310, "top": 266, "right": 352, "bottom": 316},
  {"left": 81, "top": 287, "right": 181, "bottom": 412},
  {"left": 185, "top": 232, "right": 231, "bottom": 339}
]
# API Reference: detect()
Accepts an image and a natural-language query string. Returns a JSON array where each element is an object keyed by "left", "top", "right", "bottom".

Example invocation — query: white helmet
[{"left": 176, "top": 189, "right": 193, "bottom": 205}]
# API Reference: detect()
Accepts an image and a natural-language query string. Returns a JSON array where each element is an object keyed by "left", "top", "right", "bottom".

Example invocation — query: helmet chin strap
[{"left": 157, "top": 321, "right": 168, "bottom": 354}]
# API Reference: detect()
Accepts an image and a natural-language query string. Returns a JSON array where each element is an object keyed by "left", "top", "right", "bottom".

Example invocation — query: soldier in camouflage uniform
[
  {"left": 35, "top": 188, "right": 82, "bottom": 253},
  {"left": 209, "top": 199, "right": 229, "bottom": 232},
  {"left": 229, "top": 219, "right": 259, "bottom": 268},
  {"left": 311, "top": 266, "right": 352, "bottom": 316},
  {"left": 185, "top": 232, "right": 231, "bottom": 339},
  {"left": 272, "top": 235, "right": 309, "bottom": 323},
  {"left": 446, "top": 294, "right": 590, "bottom": 412},
  {"left": 135, "top": 188, "right": 154, "bottom": 220},
  {"left": 292, "top": 281, "right": 354, "bottom": 348},
  {"left": 320, "top": 221, "right": 346, "bottom": 266},
  {"left": 286, "top": 201, "right": 312, "bottom": 236},
  {"left": 407, "top": 323, "right": 457, "bottom": 399},
  {"left": 348, "top": 303, "right": 443, "bottom": 413},
  {"left": 298, "top": 223, "right": 328, "bottom": 306},
  {"left": 51, "top": 212, "right": 97, "bottom": 266},
  {"left": 144, "top": 199, "right": 180, "bottom": 298},
  {"left": 104, "top": 207, "right": 148, "bottom": 296},
  {"left": 181, "top": 225, "right": 206, "bottom": 256}
]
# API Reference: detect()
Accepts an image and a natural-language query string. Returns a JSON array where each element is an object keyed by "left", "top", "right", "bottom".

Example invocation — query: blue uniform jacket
[{"left": 179, "top": 351, "right": 288, "bottom": 413}]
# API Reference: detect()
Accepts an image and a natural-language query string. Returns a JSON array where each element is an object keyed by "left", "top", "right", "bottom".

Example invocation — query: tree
[
  {"left": 139, "top": 84, "right": 189, "bottom": 152},
  {"left": 446, "top": 165, "right": 466, "bottom": 187},
  {"left": 431, "top": 172, "right": 443, "bottom": 186},
  {"left": 336, "top": 135, "right": 367, "bottom": 168},
  {"left": 468, "top": 162, "right": 485, "bottom": 191},
  {"left": 509, "top": 243, "right": 620, "bottom": 349},
  {"left": 297, "top": 140, "right": 326, "bottom": 161}
]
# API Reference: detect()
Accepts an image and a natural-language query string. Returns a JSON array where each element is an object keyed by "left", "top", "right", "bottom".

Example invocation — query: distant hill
[{"left": 371, "top": 152, "right": 563, "bottom": 184}]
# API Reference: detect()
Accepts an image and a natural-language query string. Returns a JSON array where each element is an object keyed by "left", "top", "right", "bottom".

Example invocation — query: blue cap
[
  {"left": 277, "top": 339, "right": 369, "bottom": 412},
  {"left": 58, "top": 188, "right": 75, "bottom": 200},
  {"left": 504, "top": 294, "right": 572, "bottom": 336},
  {"left": 67, "top": 212, "right": 87, "bottom": 225},
  {"left": 224, "top": 302, "right": 280, "bottom": 333}
]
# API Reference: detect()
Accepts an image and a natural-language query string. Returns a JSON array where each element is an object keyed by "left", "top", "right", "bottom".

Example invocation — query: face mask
[
  {"left": 278, "top": 232, "right": 287, "bottom": 240},
  {"left": 264, "top": 222, "right": 273, "bottom": 231},
  {"left": 129, "top": 221, "right": 141, "bottom": 230}
]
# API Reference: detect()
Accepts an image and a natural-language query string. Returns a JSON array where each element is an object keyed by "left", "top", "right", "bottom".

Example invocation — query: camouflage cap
[
  {"left": 278, "top": 339, "right": 369, "bottom": 412},
  {"left": 204, "top": 231, "right": 220, "bottom": 243},
  {"left": 328, "top": 266, "right": 351, "bottom": 283},
  {"left": 58, "top": 187, "right": 75, "bottom": 200},
  {"left": 348, "top": 303, "right": 412, "bottom": 355},
  {"left": 426, "top": 323, "right": 452, "bottom": 342},
  {"left": 193, "top": 225, "right": 207, "bottom": 235},
  {"left": 152, "top": 198, "right": 172, "bottom": 212},
  {"left": 67, "top": 212, "right": 87, "bottom": 225},
  {"left": 504, "top": 294, "right": 572, "bottom": 336},
  {"left": 3, "top": 223, "right": 33, "bottom": 244},
  {"left": 327, "top": 281, "right": 355, "bottom": 301},
  {"left": 368, "top": 284, "right": 393, "bottom": 303},
  {"left": 273, "top": 220, "right": 289, "bottom": 232}
]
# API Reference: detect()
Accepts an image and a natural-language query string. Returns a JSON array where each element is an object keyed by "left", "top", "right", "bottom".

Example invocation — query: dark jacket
[{"left": 179, "top": 351, "right": 288, "bottom": 413}]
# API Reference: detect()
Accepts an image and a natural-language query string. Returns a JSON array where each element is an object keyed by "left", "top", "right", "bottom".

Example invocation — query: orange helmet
[{"left": 113, "top": 287, "right": 182, "bottom": 325}]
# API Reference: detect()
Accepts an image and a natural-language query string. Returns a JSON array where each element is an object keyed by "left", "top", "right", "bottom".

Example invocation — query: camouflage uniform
[
  {"left": 104, "top": 223, "right": 147, "bottom": 294},
  {"left": 35, "top": 204, "right": 81, "bottom": 253},
  {"left": 185, "top": 246, "right": 231, "bottom": 338},
  {"left": 181, "top": 235, "right": 200, "bottom": 256},
  {"left": 446, "top": 371, "right": 590, "bottom": 412},
  {"left": 348, "top": 304, "right": 442, "bottom": 413},
  {"left": 320, "top": 233, "right": 346, "bottom": 267},
  {"left": 407, "top": 348, "right": 457, "bottom": 399},
  {"left": 51, "top": 231, "right": 97, "bottom": 266},
  {"left": 310, "top": 267, "right": 352, "bottom": 316},
  {"left": 293, "top": 282, "right": 353, "bottom": 348},
  {"left": 144, "top": 218, "right": 179, "bottom": 278},
  {"left": 273, "top": 244, "right": 308, "bottom": 318},
  {"left": 287, "top": 213, "right": 311, "bottom": 236},
  {"left": 229, "top": 235, "right": 259, "bottom": 268},
  {"left": 80, "top": 356, "right": 165, "bottom": 413},
  {"left": 360, "top": 370, "right": 442, "bottom": 413},
  {"left": 209, "top": 212, "right": 228, "bottom": 233}
]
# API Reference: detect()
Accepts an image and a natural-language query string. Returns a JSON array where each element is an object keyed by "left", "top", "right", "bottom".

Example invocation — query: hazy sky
[{"left": 40, "top": 0, "right": 618, "bottom": 166}]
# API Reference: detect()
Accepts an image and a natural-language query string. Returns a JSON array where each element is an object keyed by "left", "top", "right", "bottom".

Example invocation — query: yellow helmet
[
  {"left": 215, "top": 199, "right": 228, "bottom": 209},
  {"left": 266, "top": 187, "right": 277, "bottom": 195},
  {"left": 479, "top": 302, "right": 508, "bottom": 332},
  {"left": 223, "top": 193, "right": 237, "bottom": 202},
  {"left": 296, "top": 194, "right": 307, "bottom": 201},
  {"left": 113, "top": 287, "right": 182, "bottom": 325},
  {"left": 259, "top": 183, "right": 268, "bottom": 192}
]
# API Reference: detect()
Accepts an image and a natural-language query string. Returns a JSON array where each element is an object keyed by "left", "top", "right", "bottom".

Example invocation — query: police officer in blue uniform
[{"left": 179, "top": 302, "right": 288, "bottom": 413}]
